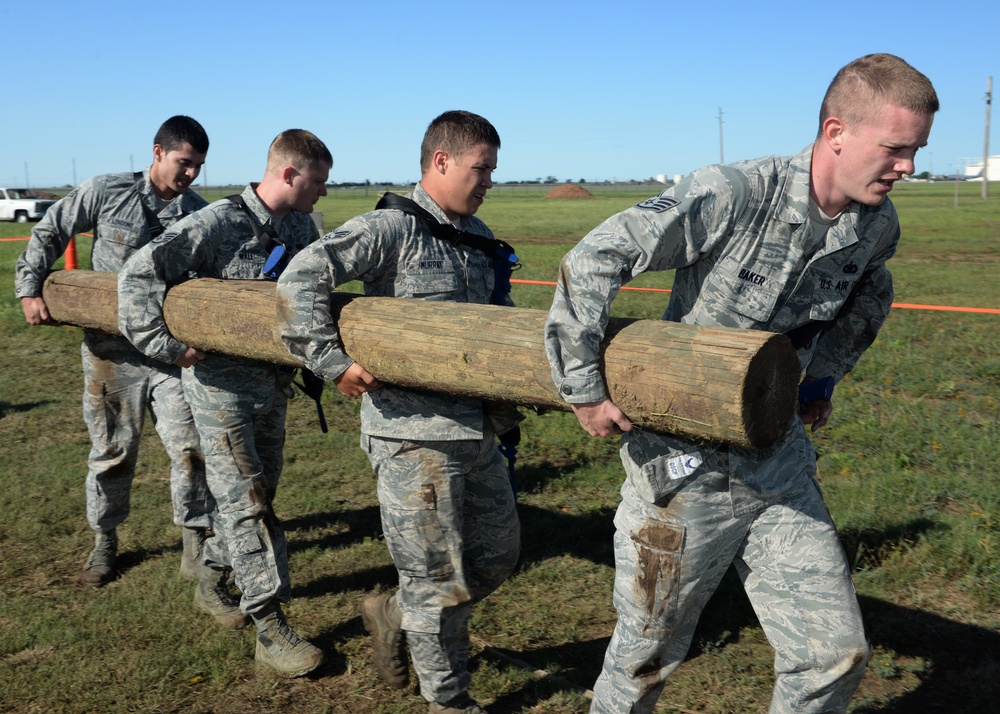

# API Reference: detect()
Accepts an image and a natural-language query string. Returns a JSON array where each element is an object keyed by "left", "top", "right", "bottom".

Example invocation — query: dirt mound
[{"left": 545, "top": 184, "right": 593, "bottom": 199}]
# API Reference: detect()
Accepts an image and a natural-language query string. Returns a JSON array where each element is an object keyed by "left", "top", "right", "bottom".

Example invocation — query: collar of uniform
[
  {"left": 133, "top": 166, "right": 158, "bottom": 213},
  {"left": 771, "top": 145, "right": 814, "bottom": 226},
  {"left": 135, "top": 168, "right": 177, "bottom": 219},
  {"left": 242, "top": 183, "right": 278, "bottom": 234},
  {"left": 135, "top": 167, "right": 153, "bottom": 195}
]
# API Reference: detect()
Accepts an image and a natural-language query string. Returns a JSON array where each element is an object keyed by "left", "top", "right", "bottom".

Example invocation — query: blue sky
[{"left": 1, "top": 0, "right": 995, "bottom": 187}]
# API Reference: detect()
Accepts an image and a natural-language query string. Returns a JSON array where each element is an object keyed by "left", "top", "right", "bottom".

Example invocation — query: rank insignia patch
[{"left": 635, "top": 196, "right": 680, "bottom": 212}]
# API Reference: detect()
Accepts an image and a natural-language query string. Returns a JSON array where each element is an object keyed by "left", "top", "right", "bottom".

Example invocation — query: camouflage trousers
[
  {"left": 362, "top": 429, "right": 520, "bottom": 704},
  {"left": 592, "top": 430, "right": 870, "bottom": 714},
  {"left": 81, "top": 332, "right": 212, "bottom": 533},
  {"left": 182, "top": 361, "right": 291, "bottom": 614}
]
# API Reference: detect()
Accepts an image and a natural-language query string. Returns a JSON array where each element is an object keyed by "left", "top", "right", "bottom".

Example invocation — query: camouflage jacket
[
  {"left": 118, "top": 184, "right": 320, "bottom": 367},
  {"left": 546, "top": 144, "right": 898, "bottom": 407},
  {"left": 277, "top": 184, "right": 501, "bottom": 441},
  {"left": 14, "top": 169, "right": 206, "bottom": 298}
]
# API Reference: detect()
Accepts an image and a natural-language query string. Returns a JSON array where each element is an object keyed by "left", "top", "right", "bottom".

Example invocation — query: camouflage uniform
[
  {"left": 277, "top": 184, "right": 520, "bottom": 703},
  {"left": 545, "top": 146, "right": 883, "bottom": 713},
  {"left": 14, "top": 170, "right": 213, "bottom": 536},
  {"left": 118, "top": 184, "right": 320, "bottom": 614}
]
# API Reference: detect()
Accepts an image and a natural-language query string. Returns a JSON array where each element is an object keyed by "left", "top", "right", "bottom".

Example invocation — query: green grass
[{"left": 0, "top": 182, "right": 998, "bottom": 713}]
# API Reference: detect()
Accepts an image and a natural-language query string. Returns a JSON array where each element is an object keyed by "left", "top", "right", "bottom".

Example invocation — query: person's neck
[
  {"left": 148, "top": 168, "right": 179, "bottom": 201},
  {"left": 418, "top": 179, "right": 458, "bottom": 222},
  {"left": 809, "top": 143, "right": 850, "bottom": 216},
  {"left": 252, "top": 180, "right": 288, "bottom": 218}
]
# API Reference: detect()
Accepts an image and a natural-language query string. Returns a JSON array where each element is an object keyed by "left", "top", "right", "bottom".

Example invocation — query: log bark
[{"left": 42, "top": 270, "right": 800, "bottom": 448}]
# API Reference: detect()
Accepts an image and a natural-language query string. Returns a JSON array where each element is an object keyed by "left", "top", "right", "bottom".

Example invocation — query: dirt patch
[{"left": 545, "top": 184, "right": 593, "bottom": 199}]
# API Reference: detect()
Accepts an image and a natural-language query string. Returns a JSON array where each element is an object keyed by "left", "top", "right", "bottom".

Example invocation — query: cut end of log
[{"left": 741, "top": 334, "right": 800, "bottom": 448}]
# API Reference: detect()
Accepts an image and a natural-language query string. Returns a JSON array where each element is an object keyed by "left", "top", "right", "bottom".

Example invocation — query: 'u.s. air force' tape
[
  {"left": 667, "top": 451, "right": 703, "bottom": 480},
  {"left": 635, "top": 196, "right": 679, "bottom": 212}
]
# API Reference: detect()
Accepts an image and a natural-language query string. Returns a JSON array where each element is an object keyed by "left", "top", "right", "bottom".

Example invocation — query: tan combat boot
[
  {"left": 194, "top": 567, "right": 248, "bottom": 629},
  {"left": 361, "top": 591, "right": 409, "bottom": 689},
  {"left": 80, "top": 529, "right": 117, "bottom": 587},
  {"left": 179, "top": 527, "right": 208, "bottom": 580},
  {"left": 429, "top": 695, "right": 486, "bottom": 713},
  {"left": 252, "top": 602, "right": 325, "bottom": 677}
]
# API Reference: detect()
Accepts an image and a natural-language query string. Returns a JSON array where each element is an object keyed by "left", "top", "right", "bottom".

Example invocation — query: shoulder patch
[{"left": 635, "top": 196, "right": 679, "bottom": 212}]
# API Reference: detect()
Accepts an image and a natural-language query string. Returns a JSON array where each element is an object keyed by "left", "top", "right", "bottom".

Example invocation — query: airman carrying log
[{"left": 42, "top": 270, "right": 800, "bottom": 449}]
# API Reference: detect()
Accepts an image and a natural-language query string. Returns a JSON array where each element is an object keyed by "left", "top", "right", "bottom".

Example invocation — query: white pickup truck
[{"left": 0, "top": 188, "right": 57, "bottom": 223}]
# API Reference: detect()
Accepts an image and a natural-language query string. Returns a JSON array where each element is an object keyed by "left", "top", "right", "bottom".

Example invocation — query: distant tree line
[{"left": 325, "top": 176, "right": 677, "bottom": 188}]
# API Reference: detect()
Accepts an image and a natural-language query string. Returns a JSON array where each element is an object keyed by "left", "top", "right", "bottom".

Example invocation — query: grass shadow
[
  {"left": 516, "top": 450, "right": 618, "bottom": 493},
  {"left": 516, "top": 458, "right": 605, "bottom": 495},
  {"left": 514, "top": 502, "right": 617, "bottom": 568},
  {"left": 311, "top": 614, "right": 366, "bottom": 680},
  {"left": 474, "top": 641, "right": 605, "bottom": 712},
  {"left": 284, "top": 504, "right": 383, "bottom": 552},
  {"left": 0, "top": 399, "right": 55, "bottom": 419},
  {"left": 113, "top": 543, "right": 176, "bottom": 580},
  {"left": 838, "top": 517, "right": 941, "bottom": 570},
  {"left": 854, "top": 595, "right": 1000, "bottom": 712},
  {"left": 292, "top": 563, "right": 399, "bottom": 601}
]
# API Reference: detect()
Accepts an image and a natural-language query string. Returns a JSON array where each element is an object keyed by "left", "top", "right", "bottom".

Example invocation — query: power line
[{"left": 983, "top": 76, "right": 992, "bottom": 200}]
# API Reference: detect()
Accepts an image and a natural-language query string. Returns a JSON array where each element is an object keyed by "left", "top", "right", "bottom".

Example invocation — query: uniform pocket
[
  {"left": 622, "top": 431, "right": 712, "bottom": 505},
  {"left": 219, "top": 429, "right": 259, "bottom": 480},
  {"left": 615, "top": 521, "right": 685, "bottom": 636},
  {"left": 229, "top": 531, "right": 273, "bottom": 598},
  {"left": 399, "top": 264, "right": 459, "bottom": 298},
  {"left": 382, "top": 488, "right": 454, "bottom": 581},
  {"left": 368, "top": 437, "right": 455, "bottom": 581},
  {"left": 710, "top": 255, "right": 781, "bottom": 323},
  {"left": 97, "top": 218, "right": 145, "bottom": 249},
  {"left": 83, "top": 379, "right": 114, "bottom": 448},
  {"left": 222, "top": 256, "right": 266, "bottom": 280},
  {"left": 808, "top": 280, "right": 852, "bottom": 321}
]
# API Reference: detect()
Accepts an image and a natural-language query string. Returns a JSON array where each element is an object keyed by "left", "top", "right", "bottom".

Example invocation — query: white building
[{"left": 964, "top": 156, "right": 1000, "bottom": 181}]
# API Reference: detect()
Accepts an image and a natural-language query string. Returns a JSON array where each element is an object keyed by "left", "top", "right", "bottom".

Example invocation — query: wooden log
[{"left": 42, "top": 270, "right": 800, "bottom": 448}]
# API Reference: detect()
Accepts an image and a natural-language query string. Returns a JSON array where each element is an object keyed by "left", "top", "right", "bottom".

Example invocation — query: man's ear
[
  {"left": 152, "top": 144, "right": 166, "bottom": 163},
  {"left": 280, "top": 165, "right": 299, "bottom": 185},
  {"left": 822, "top": 116, "right": 846, "bottom": 152},
  {"left": 432, "top": 149, "right": 450, "bottom": 175}
]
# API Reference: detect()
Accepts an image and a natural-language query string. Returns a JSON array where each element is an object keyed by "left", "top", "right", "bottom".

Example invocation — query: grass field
[{"left": 0, "top": 182, "right": 997, "bottom": 713}]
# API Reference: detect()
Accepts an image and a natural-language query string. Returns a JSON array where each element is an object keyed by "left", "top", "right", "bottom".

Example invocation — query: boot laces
[{"left": 275, "top": 619, "right": 304, "bottom": 649}]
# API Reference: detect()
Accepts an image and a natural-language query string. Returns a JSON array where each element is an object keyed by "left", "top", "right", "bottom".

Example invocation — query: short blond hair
[
  {"left": 265, "top": 129, "right": 332, "bottom": 173},
  {"left": 818, "top": 53, "right": 939, "bottom": 136}
]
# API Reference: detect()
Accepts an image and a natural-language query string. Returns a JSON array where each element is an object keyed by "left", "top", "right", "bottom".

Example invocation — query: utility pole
[
  {"left": 24, "top": 162, "right": 30, "bottom": 189},
  {"left": 72, "top": 158, "right": 77, "bottom": 186},
  {"left": 718, "top": 107, "right": 725, "bottom": 164},
  {"left": 983, "top": 76, "right": 992, "bottom": 200}
]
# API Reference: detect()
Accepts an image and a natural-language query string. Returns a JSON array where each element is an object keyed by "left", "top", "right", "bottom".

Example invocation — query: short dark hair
[
  {"left": 154, "top": 116, "right": 210, "bottom": 154},
  {"left": 819, "top": 54, "right": 939, "bottom": 136},
  {"left": 265, "top": 129, "right": 333, "bottom": 173},
  {"left": 420, "top": 110, "right": 500, "bottom": 172}
]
